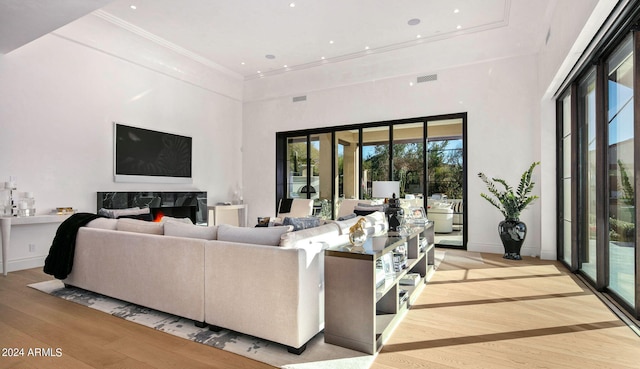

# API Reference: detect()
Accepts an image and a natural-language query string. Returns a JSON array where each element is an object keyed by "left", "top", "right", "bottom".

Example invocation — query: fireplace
[{"left": 97, "top": 191, "right": 207, "bottom": 225}]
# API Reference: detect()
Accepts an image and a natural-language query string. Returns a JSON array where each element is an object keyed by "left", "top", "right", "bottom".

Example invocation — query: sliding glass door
[
  {"left": 578, "top": 69, "right": 598, "bottom": 283},
  {"left": 606, "top": 35, "right": 635, "bottom": 306},
  {"left": 277, "top": 113, "right": 467, "bottom": 249},
  {"left": 557, "top": 16, "right": 639, "bottom": 319}
]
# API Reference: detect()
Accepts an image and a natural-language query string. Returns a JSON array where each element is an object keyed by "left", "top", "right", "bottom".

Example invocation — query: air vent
[
  {"left": 292, "top": 95, "right": 307, "bottom": 102},
  {"left": 417, "top": 74, "right": 437, "bottom": 83}
]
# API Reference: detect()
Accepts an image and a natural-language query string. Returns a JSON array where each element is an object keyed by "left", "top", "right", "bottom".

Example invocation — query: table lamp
[{"left": 372, "top": 181, "right": 403, "bottom": 231}]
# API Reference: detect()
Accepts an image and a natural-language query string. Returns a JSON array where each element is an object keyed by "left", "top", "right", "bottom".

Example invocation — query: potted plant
[{"left": 478, "top": 161, "right": 540, "bottom": 260}]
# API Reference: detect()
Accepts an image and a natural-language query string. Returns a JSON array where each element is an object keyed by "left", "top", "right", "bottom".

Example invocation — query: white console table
[
  {"left": 207, "top": 204, "right": 248, "bottom": 227},
  {"left": 0, "top": 214, "right": 71, "bottom": 276}
]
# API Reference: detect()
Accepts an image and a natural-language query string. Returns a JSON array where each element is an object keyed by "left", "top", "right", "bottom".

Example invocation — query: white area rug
[{"left": 29, "top": 280, "right": 375, "bottom": 369}]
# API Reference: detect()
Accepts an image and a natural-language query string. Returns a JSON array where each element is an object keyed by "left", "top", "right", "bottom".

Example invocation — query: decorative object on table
[
  {"left": 1, "top": 177, "right": 36, "bottom": 217},
  {"left": 407, "top": 206, "right": 428, "bottom": 225},
  {"left": 393, "top": 242, "right": 408, "bottom": 271},
  {"left": 56, "top": 207, "right": 75, "bottom": 215},
  {"left": 256, "top": 216, "right": 270, "bottom": 227},
  {"left": 478, "top": 161, "right": 540, "bottom": 260},
  {"left": 371, "top": 181, "right": 403, "bottom": 231},
  {"left": 348, "top": 217, "right": 368, "bottom": 251},
  {"left": 399, "top": 272, "right": 421, "bottom": 286}
]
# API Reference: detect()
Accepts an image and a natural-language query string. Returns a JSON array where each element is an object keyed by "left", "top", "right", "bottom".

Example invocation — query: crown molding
[
  {"left": 245, "top": 0, "right": 511, "bottom": 81},
  {"left": 92, "top": 9, "right": 243, "bottom": 80}
]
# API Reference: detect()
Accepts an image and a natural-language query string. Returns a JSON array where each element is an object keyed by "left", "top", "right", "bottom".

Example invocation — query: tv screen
[{"left": 114, "top": 123, "right": 192, "bottom": 183}]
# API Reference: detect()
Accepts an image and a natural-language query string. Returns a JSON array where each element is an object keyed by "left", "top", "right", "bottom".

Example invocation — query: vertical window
[
  {"left": 578, "top": 69, "right": 598, "bottom": 282},
  {"left": 310, "top": 133, "right": 333, "bottom": 218},
  {"left": 286, "top": 136, "right": 308, "bottom": 198},
  {"left": 561, "top": 93, "right": 573, "bottom": 266},
  {"left": 362, "top": 127, "right": 390, "bottom": 198},
  {"left": 606, "top": 35, "right": 635, "bottom": 307},
  {"left": 392, "top": 123, "right": 425, "bottom": 198}
]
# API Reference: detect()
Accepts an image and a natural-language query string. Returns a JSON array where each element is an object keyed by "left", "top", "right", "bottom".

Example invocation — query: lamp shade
[{"left": 372, "top": 181, "right": 400, "bottom": 198}]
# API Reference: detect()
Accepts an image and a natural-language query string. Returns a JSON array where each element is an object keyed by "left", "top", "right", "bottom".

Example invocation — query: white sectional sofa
[{"left": 60, "top": 213, "right": 386, "bottom": 354}]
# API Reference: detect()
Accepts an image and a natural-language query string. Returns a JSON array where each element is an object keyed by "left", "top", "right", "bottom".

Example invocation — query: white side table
[
  {"left": 207, "top": 204, "right": 248, "bottom": 227},
  {"left": 0, "top": 214, "right": 71, "bottom": 276}
]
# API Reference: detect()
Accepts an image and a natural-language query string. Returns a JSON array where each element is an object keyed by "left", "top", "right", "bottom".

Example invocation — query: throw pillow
[
  {"left": 116, "top": 218, "right": 164, "bottom": 235},
  {"left": 217, "top": 224, "right": 293, "bottom": 246},
  {"left": 98, "top": 207, "right": 151, "bottom": 219},
  {"left": 337, "top": 213, "right": 357, "bottom": 221},
  {"left": 354, "top": 203, "right": 387, "bottom": 216},
  {"left": 283, "top": 217, "right": 321, "bottom": 231},
  {"left": 354, "top": 209, "right": 377, "bottom": 216},
  {"left": 164, "top": 221, "right": 217, "bottom": 240}
]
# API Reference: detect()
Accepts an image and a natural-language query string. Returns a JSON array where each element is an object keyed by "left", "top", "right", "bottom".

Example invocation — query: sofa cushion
[
  {"left": 164, "top": 221, "right": 217, "bottom": 240},
  {"left": 280, "top": 223, "right": 342, "bottom": 248},
  {"left": 85, "top": 218, "right": 118, "bottom": 230},
  {"left": 116, "top": 218, "right": 164, "bottom": 235},
  {"left": 217, "top": 224, "right": 293, "bottom": 246},
  {"left": 283, "top": 216, "right": 321, "bottom": 231},
  {"left": 161, "top": 216, "right": 194, "bottom": 225}
]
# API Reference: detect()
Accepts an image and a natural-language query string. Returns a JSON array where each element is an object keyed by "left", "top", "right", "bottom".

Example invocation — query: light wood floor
[{"left": 1, "top": 251, "right": 639, "bottom": 369}]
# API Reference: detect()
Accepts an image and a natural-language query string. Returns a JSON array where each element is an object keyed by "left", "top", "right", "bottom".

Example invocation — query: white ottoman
[{"left": 429, "top": 206, "right": 453, "bottom": 233}]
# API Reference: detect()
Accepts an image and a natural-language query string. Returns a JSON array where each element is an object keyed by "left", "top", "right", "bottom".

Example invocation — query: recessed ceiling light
[
  {"left": 329, "top": 40, "right": 334, "bottom": 44},
  {"left": 130, "top": 5, "right": 137, "bottom": 10},
  {"left": 257, "top": 70, "right": 261, "bottom": 73},
  {"left": 416, "top": 34, "right": 422, "bottom": 38},
  {"left": 408, "top": 18, "right": 421, "bottom": 26},
  {"left": 456, "top": 25, "right": 462, "bottom": 29},
  {"left": 289, "top": 2, "right": 295, "bottom": 7},
  {"left": 265, "top": 54, "right": 275, "bottom": 59},
  {"left": 321, "top": 56, "right": 325, "bottom": 60},
  {"left": 365, "top": 46, "right": 370, "bottom": 50},
  {"left": 241, "top": 62, "right": 245, "bottom": 65},
  {"left": 283, "top": 65, "right": 288, "bottom": 68},
  {"left": 454, "top": 8, "right": 460, "bottom": 14}
]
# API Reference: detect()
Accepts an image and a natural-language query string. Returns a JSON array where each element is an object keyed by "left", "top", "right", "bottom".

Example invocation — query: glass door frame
[
  {"left": 276, "top": 112, "right": 467, "bottom": 249},
  {"left": 556, "top": 18, "right": 640, "bottom": 318}
]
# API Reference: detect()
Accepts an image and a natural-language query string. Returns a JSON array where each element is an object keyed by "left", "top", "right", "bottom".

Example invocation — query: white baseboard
[{"left": 2, "top": 256, "right": 46, "bottom": 274}]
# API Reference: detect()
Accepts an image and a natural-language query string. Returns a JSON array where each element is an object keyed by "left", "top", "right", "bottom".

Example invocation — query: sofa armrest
[{"left": 204, "top": 241, "right": 325, "bottom": 349}]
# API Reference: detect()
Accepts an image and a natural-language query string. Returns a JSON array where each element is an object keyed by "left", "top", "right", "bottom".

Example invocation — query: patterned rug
[{"left": 29, "top": 280, "right": 375, "bottom": 369}]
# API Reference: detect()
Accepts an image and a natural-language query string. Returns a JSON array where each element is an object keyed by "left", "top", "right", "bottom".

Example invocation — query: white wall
[
  {"left": 242, "top": 0, "right": 613, "bottom": 259},
  {"left": 243, "top": 53, "right": 542, "bottom": 257},
  {"left": 535, "top": 0, "right": 617, "bottom": 260},
  {"left": 0, "top": 13, "right": 244, "bottom": 272}
]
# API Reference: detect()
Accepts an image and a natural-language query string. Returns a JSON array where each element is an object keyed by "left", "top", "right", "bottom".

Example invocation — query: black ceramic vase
[{"left": 498, "top": 219, "right": 527, "bottom": 260}]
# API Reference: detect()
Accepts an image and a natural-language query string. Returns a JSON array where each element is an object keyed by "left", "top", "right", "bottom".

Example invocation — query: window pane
[
  {"left": 426, "top": 119, "right": 463, "bottom": 200},
  {"left": 362, "top": 127, "right": 390, "bottom": 198},
  {"left": 607, "top": 35, "right": 635, "bottom": 307},
  {"left": 578, "top": 70, "right": 597, "bottom": 281},
  {"left": 310, "top": 133, "right": 332, "bottom": 219},
  {"left": 287, "top": 137, "right": 307, "bottom": 198},
  {"left": 561, "top": 92, "right": 572, "bottom": 266},
  {"left": 392, "top": 123, "right": 424, "bottom": 198}
]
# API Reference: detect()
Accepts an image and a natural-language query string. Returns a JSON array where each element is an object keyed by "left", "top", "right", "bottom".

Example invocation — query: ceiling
[{"left": 1, "top": 0, "right": 554, "bottom": 80}]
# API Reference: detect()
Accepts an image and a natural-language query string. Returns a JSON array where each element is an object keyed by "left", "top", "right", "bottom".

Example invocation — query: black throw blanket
[
  {"left": 44, "top": 212, "right": 103, "bottom": 279},
  {"left": 279, "top": 198, "right": 293, "bottom": 214}
]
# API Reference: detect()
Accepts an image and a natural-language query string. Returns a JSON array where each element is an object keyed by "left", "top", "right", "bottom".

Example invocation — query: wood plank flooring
[
  {"left": 373, "top": 250, "right": 640, "bottom": 369},
  {"left": 1, "top": 250, "right": 639, "bottom": 369}
]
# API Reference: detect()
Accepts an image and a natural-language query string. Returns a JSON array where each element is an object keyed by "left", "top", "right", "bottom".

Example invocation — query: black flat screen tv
[{"left": 114, "top": 123, "right": 192, "bottom": 183}]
